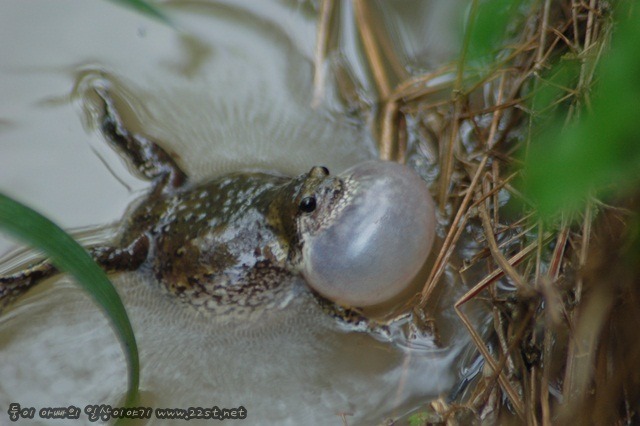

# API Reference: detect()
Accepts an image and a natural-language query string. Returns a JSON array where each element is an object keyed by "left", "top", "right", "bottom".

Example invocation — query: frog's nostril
[
  {"left": 309, "top": 166, "right": 330, "bottom": 178},
  {"left": 301, "top": 161, "right": 436, "bottom": 307}
]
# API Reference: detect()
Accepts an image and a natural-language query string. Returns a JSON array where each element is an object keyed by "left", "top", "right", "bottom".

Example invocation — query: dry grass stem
[
  {"left": 352, "top": 0, "right": 391, "bottom": 99},
  {"left": 315, "top": 0, "right": 632, "bottom": 423},
  {"left": 478, "top": 183, "right": 534, "bottom": 296},
  {"left": 419, "top": 155, "right": 488, "bottom": 306},
  {"left": 379, "top": 100, "right": 398, "bottom": 161},
  {"left": 312, "top": 0, "right": 334, "bottom": 107}
]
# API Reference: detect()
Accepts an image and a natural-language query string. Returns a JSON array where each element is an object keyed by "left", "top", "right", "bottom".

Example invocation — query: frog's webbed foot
[
  {"left": 312, "top": 293, "right": 382, "bottom": 333},
  {"left": 0, "top": 236, "right": 149, "bottom": 311},
  {"left": 95, "top": 87, "right": 188, "bottom": 194},
  {"left": 90, "top": 235, "right": 150, "bottom": 274}
]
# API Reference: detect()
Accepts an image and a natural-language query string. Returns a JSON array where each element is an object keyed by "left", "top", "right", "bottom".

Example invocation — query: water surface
[{"left": 0, "top": 1, "right": 467, "bottom": 424}]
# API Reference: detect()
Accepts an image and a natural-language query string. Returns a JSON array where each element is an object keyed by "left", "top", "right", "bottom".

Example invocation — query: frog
[{"left": 0, "top": 85, "right": 436, "bottom": 328}]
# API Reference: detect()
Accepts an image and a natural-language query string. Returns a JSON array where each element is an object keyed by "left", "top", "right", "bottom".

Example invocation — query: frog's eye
[
  {"left": 300, "top": 161, "right": 436, "bottom": 307},
  {"left": 299, "top": 196, "right": 317, "bottom": 213}
]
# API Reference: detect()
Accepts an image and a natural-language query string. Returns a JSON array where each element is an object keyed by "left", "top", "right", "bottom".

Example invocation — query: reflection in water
[
  {"left": 0, "top": 1, "right": 468, "bottom": 424},
  {"left": 1, "top": 271, "right": 459, "bottom": 425}
]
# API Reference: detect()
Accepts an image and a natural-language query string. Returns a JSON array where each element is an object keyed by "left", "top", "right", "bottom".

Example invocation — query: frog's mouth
[{"left": 298, "top": 160, "right": 436, "bottom": 308}]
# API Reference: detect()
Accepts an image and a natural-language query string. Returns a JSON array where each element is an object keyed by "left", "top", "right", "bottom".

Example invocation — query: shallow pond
[{"left": 0, "top": 1, "right": 470, "bottom": 424}]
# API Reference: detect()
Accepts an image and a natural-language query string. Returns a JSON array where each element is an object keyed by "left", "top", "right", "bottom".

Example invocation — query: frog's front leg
[
  {"left": 0, "top": 235, "right": 149, "bottom": 310},
  {"left": 95, "top": 87, "right": 188, "bottom": 194}
]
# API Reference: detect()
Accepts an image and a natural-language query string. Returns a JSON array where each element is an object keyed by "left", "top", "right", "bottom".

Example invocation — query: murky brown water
[{"left": 0, "top": 1, "right": 469, "bottom": 424}]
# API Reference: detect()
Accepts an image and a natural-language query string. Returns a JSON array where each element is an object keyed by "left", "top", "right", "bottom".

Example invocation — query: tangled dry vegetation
[{"left": 316, "top": 0, "right": 638, "bottom": 424}]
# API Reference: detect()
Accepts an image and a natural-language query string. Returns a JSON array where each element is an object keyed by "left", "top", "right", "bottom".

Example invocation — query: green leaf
[
  {"left": 108, "top": 0, "right": 173, "bottom": 26},
  {"left": 0, "top": 192, "right": 139, "bottom": 406},
  {"left": 467, "top": 0, "right": 520, "bottom": 61},
  {"left": 528, "top": 60, "right": 581, "bottom": 120},
  {"left": 459, "top": 0, "right": 526, "bottom": 77},
  {"left": 523, "top": 5, "right": 640, "bottom": 218}
]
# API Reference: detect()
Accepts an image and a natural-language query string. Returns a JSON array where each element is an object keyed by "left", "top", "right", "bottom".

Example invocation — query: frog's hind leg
[
  {"left": 0, "top": 235, "right": 149, "bottom": 311},
  {"left": 0, "top": 261, "right": 56, "bottom": 310},
  {"left": 95, "top": 87, "right": 188, "bottom": 194}
]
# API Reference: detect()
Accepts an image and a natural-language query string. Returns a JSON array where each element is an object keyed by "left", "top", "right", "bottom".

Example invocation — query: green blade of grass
[
  {"left": 108, "top": 0, "right": 173, "bottom": 26},
  {"left": 0, "top": 192, "right": 139, "bottom": 406}
]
